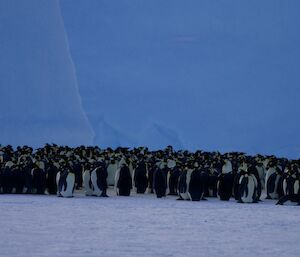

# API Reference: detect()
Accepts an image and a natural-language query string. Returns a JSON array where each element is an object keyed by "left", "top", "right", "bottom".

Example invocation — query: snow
[
  {"left": 0, "top": 0, "right": 93, "bottom": 147},
  {"left": 0, "top": 189, "right": 299, "bottom": 257}
]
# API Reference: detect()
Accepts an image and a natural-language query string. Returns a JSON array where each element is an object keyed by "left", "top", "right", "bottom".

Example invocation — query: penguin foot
[
  {"left": 176, "top": 197, "right": 184, "bottom": 201},
  {"left": 101, "top": 193, "right": 109, "bottom": 197},
  {"left": 237, "top": 200, "right": 243, "bottom": 203},
  {"left": 201, "top": 197, "right": 208, "bottom": 201}
]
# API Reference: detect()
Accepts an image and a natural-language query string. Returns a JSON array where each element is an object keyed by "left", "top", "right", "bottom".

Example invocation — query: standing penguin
[
  {"left": 2, "top": 162, "right": 14, "bottom": 194},
  {"left": 265, "top": 161, "right": 282, "bottom": 199},
  {"left": 133, "top": 160, "right": 148, "bottom": 194},
  {"left": 91, "top": 162, "right": 108, "bottom": 197},
  {"left": 188, "top": 168, "right": 204, "bottom": 201},
  {"left": 167, "top": 165, "right": 181, "bottom": 196},
  {"left": 233, "top": 160, "right": 248, "bottom": 200},
  {"left": 153, "top": 165, "right": 167, "bottom": 198},
  {"left": 147, "top": 162, "right": 156, "bottom": 194},
  {"left": 107, "top": 158, "right": 119, "bottom": 186},
  {"left": 82, "top": 164, "right": 93, "bottom": 196},
  {"left": 208, "top": 163, "right": 219, "bottom": 197},
  {"left": 11, "top": 164, "right": 25, "bottom": 194},
  {"left": 247, "top": 161, "right": 262, "bottom": 201},
  {"left": 115, "top": 162, "right": 132, "bottom": 196},
  {"left": 177, "top": 165, "right": 193, "bottom": 200},
  {"left": 217, "top": 159, "right": 234, "bottom": 201},
  {"left": 256, "top": 161, "right": 266, "bottom": 190},
  {"left": 238, "top": 170, "right": 258, "bottom": 203},
  {"left": 282, "top": 164, "right": 299, "bottom": 196},
  {"left": 73, "top": 159, "right": 83, "bottom": 190},
  {"left": 46, "top": 161, "right": 59, "bottom": 195},
  {"left": 57, "top": 164, "right": 75, "bottom": 197},
  {"left": 199, "top": 163, "right": 210, "bottom": 198},
  {"left": 31, "top": 163, "right": 46, "bottom": 194}
]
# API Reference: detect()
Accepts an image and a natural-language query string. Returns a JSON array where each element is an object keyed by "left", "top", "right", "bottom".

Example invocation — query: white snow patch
[{"left": 0, "top": 189, "right": 299, "bottom": 257}]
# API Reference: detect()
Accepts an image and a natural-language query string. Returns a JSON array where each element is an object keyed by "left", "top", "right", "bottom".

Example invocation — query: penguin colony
[{"left": 0, "top": 144, "right": 299, "bottom": 205}]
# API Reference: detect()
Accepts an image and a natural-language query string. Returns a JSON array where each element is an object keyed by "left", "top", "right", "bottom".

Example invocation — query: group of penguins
[{"left": 0, "top": 144, "right": 299, "bottom": 205}]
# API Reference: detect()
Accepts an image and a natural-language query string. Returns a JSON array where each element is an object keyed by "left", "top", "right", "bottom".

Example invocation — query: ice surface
[
  {"left": 0, "top": 0, "right": 94, "bottom": 147},
  {"left": 0, "top": 189, "right": 299, "bottom": 257},
  {"left": 60, "top": 0, "right": 300, "bottom": 158}
]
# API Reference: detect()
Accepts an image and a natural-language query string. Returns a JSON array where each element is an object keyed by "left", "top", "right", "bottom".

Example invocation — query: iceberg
[
  {"left": 60, "top": 0, "right": 300, "bottom": 158},
  {"left": 0, "top": 0, "right": 94, "bottom": 147}
]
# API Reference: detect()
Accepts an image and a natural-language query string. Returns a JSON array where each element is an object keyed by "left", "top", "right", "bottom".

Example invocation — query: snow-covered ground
[{"left": 0, "top": 189, "right": 299, "bottom": 257}]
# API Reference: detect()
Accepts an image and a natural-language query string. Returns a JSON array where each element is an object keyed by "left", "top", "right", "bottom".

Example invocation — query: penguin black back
[
  {"left": 178, "top": 171, "right": 187, "bottom": 198},
  {"left": 168, "top": 166, "right": 180, "bottom": 196},
  {"left": 58, "top": 170, "right": 69, "bottom": 194},
  {"left": 46, "top": 163, "right": 58, "bottom": 195},
  {"left": 32, "top": 166, "right": 46, "bottom": 194},
  {"left": 217, "top": 173, "right": 234, "bottom": 201},
  {"left": 117, "top": 165, "right": 132, "bottom": 196},
  {"left": 2, "top": 165, "right": 13, "bottom": 194},
  {"left": 153, "top": 167, "right": 167, "bottom": 198},
  {"left": 95, "top": 164, "right": 108, "bottom": 196},
  {"left": 188, "top": 169, "right": 203, "bottom": 201},
  {"left": 134, "top": 161, "right": 148, "bottom": 194}
]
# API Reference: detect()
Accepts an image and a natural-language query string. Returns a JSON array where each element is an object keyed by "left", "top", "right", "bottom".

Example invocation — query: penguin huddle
[{"left": 0, "top": 144, "right": 299, "bottom": 205}]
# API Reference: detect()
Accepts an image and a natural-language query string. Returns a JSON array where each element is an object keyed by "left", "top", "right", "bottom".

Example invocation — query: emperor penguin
[
  {"left": 233, "top": 161, "right": 248, "bottom": 200},
  {"left": 133, "top": 160, "right": 148, "bottom": 194},
  {"left": 31, "top": 163, "right": 46, "bottom": 194},
  {"left": 106, "top": 158, "right": 119, "bottom": 186},
  {"left": 115, "top": 163, "right": 132, "bottom": 196},
  {"left": 11, "top": 164, "right": 25, "bottom": 194},
  {"left": 167, "top": 164, "right": 181, "bottom": 196},
  {"left": 57, "top": 166, "right": 75, "bottom": 198},
  {"left": 188, "top": 166, "right": 204, "bottom": 201},
  {"left": 177, "top": 165, "right": 193, "bottom": 200},
  {"left": 256, "top": 161, "right": 266, "bottom": 190},
  {"left": 153, "top": 167, "right": 167, "bottom": 198},
  {"left": 283, "top": 164, "right": 299, "bottom": 196},
  {"left": 46, "top": 161, "right": 59, "bottom": 195},
  {"left": 147, "top": 163, "right": 156, "bottom": 194},
  {"left": 91, "top": 162, "right": 108, "bottom": 197},
  {"left": 82, "top": 165, "right": 94, "bottom": 196},
  {"left": 265, "top": 162, "right": 282, "bottom": 199},
  {"left": 208, "top": 164, "right": 218, "bottom": 197},
  {"left": 217, "top": 159, "right": 234, "bottom": 201},
  {"left": 238, "top": 170, "right": 258, "bottom": 203},
  {"left": 2, "top": 162, "right": 14, "bottom": 194},
  {"left": 276, "top": 194, "right": 300, "bottom": 205}
]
